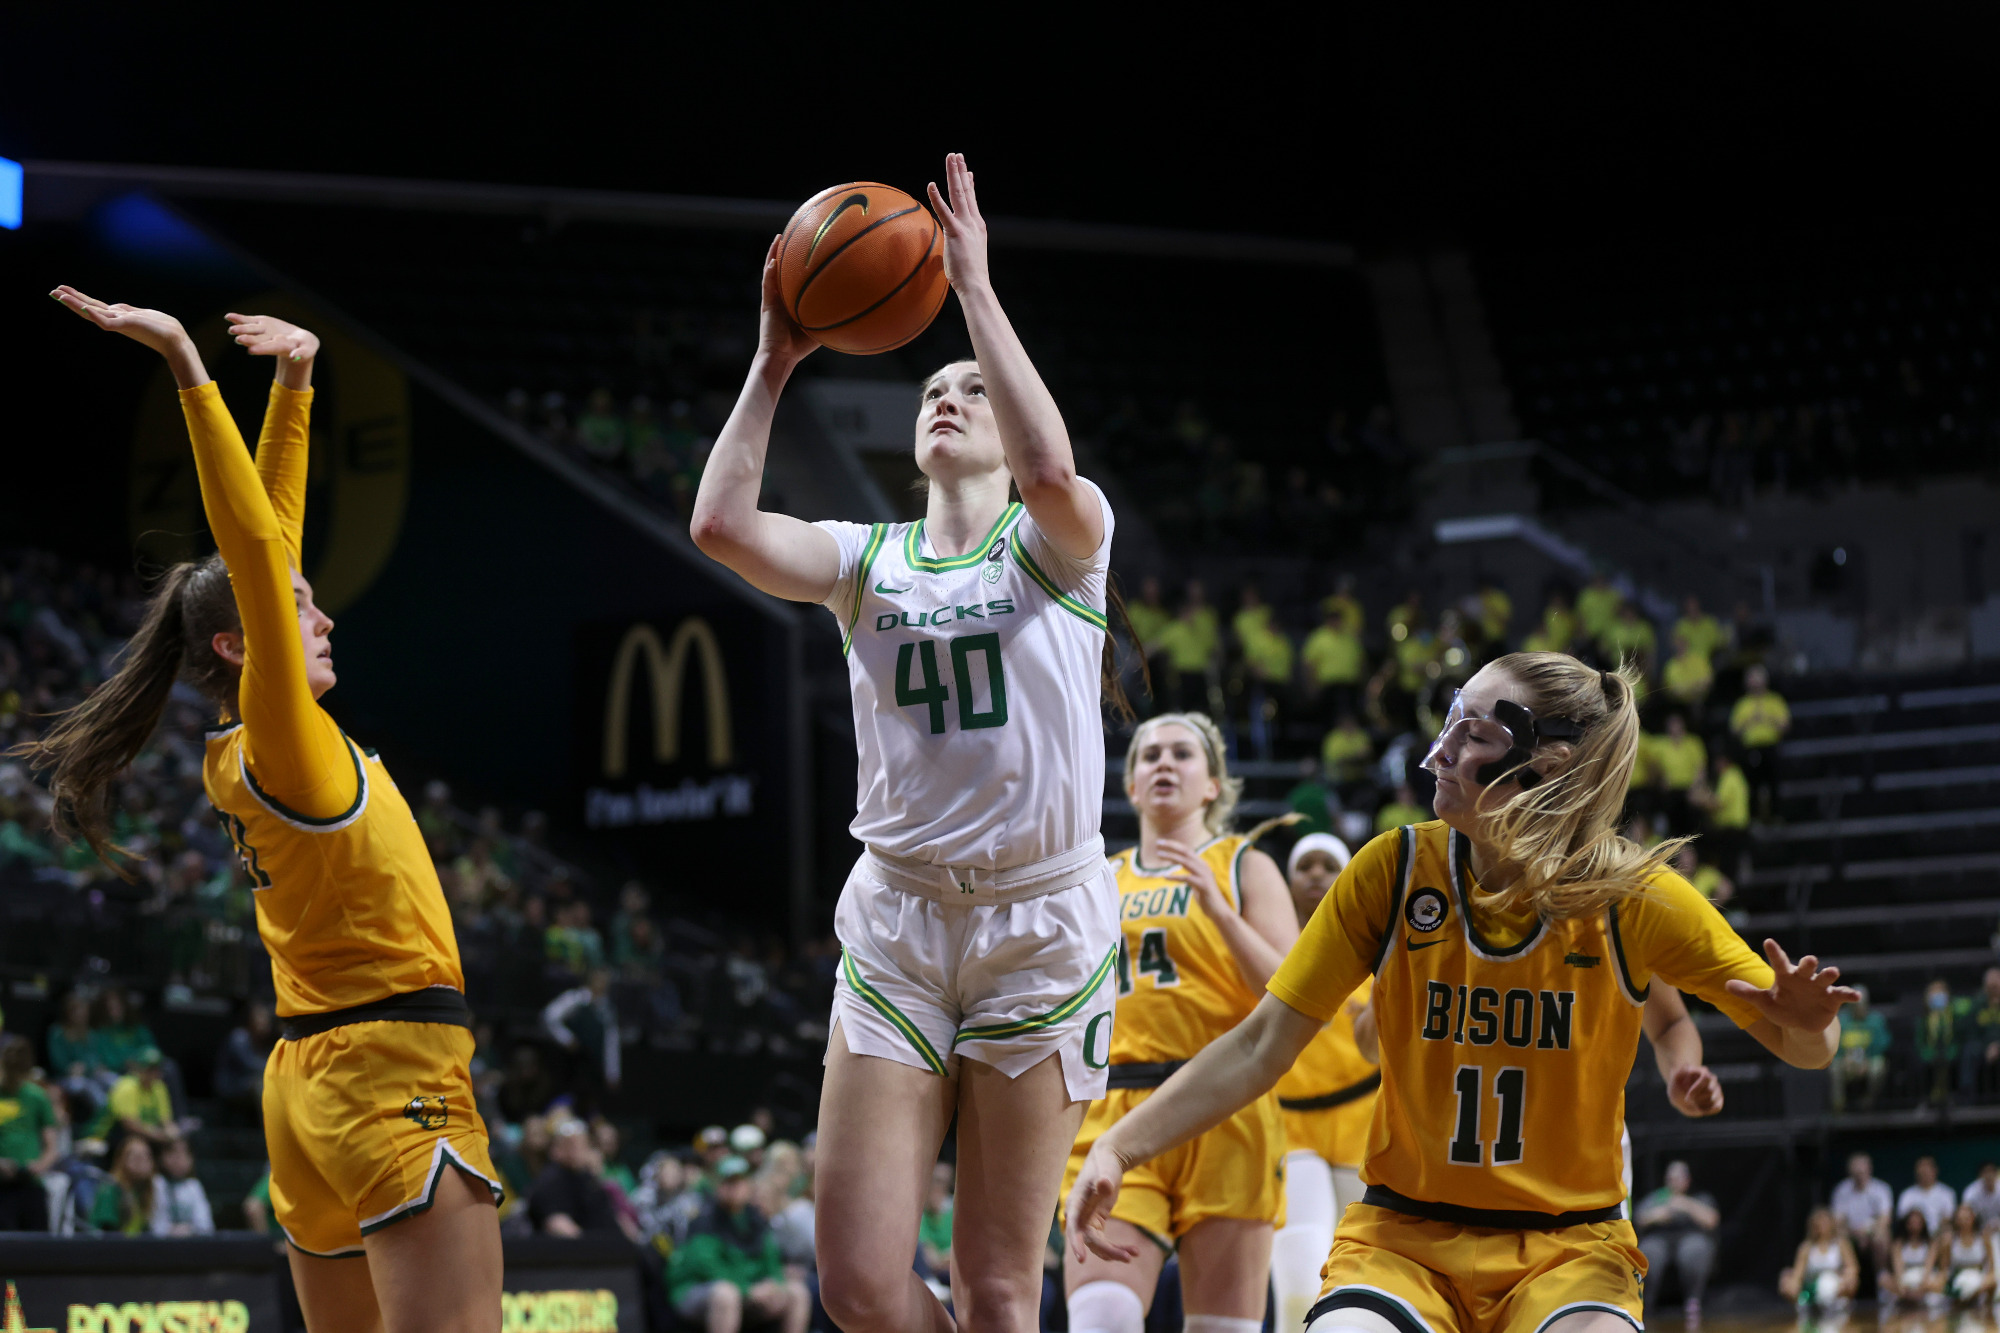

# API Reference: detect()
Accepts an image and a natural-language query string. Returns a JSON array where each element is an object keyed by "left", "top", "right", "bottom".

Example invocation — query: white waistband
[{"left": 864, "top": 836, "right": 1107, "bottom": 905}]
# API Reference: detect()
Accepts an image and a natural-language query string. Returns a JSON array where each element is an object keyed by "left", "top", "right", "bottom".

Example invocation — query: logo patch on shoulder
[
  {"left": 982, "top": 539, "right": 1007, "bottom": 584},
  {"left": 403, "top": 1094, "right": 449, "bottom": 1131},
  {"left": 1406, "top": 887, "right": 1449, "bottom": 933}
]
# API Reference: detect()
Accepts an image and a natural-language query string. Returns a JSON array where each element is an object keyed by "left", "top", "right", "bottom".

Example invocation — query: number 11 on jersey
[{"left": 1448, "top": 1065, "right": 1525, "bottom": 1166}]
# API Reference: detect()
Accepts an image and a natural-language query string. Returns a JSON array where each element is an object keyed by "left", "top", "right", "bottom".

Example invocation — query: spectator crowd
[{"left": 1802, "top": 1152, "right": 2000, "bottom": 1314}]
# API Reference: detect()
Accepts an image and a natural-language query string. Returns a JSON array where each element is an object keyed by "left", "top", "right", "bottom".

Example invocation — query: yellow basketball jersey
[
  {"left": 206, "top": 724, "right": 464, "bottom": 1017},
  {"left": 1105, "top": 835, "right": 1265, "bottom": 1064},
  {"left": 1277, "top": 974, "right": 1379, "bottom": 1168},
  {"left": 1268, "top": 821, "right": 1775, "bottom": 1220}
]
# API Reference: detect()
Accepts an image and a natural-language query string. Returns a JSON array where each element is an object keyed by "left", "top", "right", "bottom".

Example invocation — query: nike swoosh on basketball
[
  {"left": 806, "top": 193, "right": 870, "bottom": 268},
  {"left": 875, "top": 581, "right": 912, "bottom": 595},
  {"left": 1407, "top": 938, "right": 1449, "bottom": 952}
]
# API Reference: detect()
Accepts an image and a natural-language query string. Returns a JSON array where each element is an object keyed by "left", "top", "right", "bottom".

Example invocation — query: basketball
[{"left": 777, "top": 182, "right": 948, "bottom": 355}]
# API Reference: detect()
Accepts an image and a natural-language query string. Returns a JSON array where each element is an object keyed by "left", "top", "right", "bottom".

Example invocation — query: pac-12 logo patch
[
  {"left": 982, "top": 538, "right": 1007, "bottom": 584},
  {"left": 1406, "top": 888, "right": 1449, "bottom": 933},
  {"left": 403, "top": 1095, "right": 449, "bottom": 1130}
]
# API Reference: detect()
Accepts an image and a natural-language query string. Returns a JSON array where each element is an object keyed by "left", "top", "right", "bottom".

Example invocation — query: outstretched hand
[
  {"left": 757, "top": 235, "right": 819, "bottom": 365},
  {"left": 51, "top": 286, "right": 207, "bottom": 388},
  {"left": 927, "top": 152, "right": 990, "bottom": 295},
  {"left": 1155, "top": 837, "right": 1229, "bottom": 919},
  {"left": 227, "top": 313, "right": 319, "bottom": 364},
  {"left": 50, "top": 286, "right": 190, "bottom": 355},
  {"left": 1725, "top": 939, "right": 1860, "bottom": 1032},
  {"left": 1065, "top": 1141, "right": 1140, "bottom": 1264}
]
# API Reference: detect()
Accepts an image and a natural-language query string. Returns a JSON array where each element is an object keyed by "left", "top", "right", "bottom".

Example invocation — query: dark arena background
[{"left": 1, "top": 11, "right": 1997, "bottom": 1333}]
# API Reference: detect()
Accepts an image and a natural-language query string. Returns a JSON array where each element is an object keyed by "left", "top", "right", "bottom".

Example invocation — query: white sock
[
  {"left": 1329, "top": 1165, "right": 1366, "bottom": 1217},
  {"left": 1185, "top": 1317, "right": 1264, "bottom": 1333},
  {"left": 1274, "top": 1152, "right": 1337, "bottom": 1333},
  {"left": 1069, "top": 1280, "right": 1146, "bottom": 1333}
]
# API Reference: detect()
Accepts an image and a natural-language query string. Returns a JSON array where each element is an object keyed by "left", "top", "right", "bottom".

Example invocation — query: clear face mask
[{"left": 1421, "top": 689, "right": 1584, "bottom": 789}]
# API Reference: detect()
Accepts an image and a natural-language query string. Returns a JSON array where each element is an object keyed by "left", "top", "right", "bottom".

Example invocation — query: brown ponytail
[
  {"left": 9, "top": 554, "right": 239, "bottom": 873},
  {"left": 1102, "top": 573, "right": 1150, "bottom": 724}
]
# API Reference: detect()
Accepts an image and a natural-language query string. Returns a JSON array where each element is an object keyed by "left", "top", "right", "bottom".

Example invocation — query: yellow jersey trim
[{"left": 240, "top": 737, "right": 370, "bottom": 833}]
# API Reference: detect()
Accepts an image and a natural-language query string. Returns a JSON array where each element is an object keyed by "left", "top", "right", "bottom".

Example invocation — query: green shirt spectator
[
  {"left": 1302, "top": 619, "right": 1367, "bottom": 687},
  {"left": 1730, "top": 682, "right": 1792, "bottom": 749},
  {"left": 1156, "top": 613, "right": 1219, "bottom": 675},
  {"left": 1125, "top": 579, "right": 1172, "bottom": 653},
  {"left": 90, "top": 998, "right": 158, "bottom": 1077},
  {"left": 1649, "top": 720, "right": 1707, "bottom": 790},
  {"left": 1320, "top": 720, "right": 1374, "bottom": 785},
  {"left": 1707, "top": 760, "right": 1750, "bottom": 830},
  {"left": 1673, "top": 598, "right": 1726, "bottom": 662},
  {"left": 1394, "top": 630, "right": 1440, "bottom": 693},
  {"left": 667, "top": 1162, "right": 786, "bottom": 1305},
  {"left": 100, "top": 1059, "right": 176, "bottom": 1142},
  {"left": 1531, "top": 596, "right": 1577, "bottom": 654},
  {"left": 1285, "top": 774, "right": 1334, "bottom": 836},
  {"left": 1319, "top": 588, "right": 1364, "bottom": 637},
  {"left": 1242, "top": 627, "right": 1294, "bottom": 683},
  {"left": 1575, "top": 578, "right": 1623, "bottom": 644},
  {"left": 1916, "top": 981, "right": 1965, "bottom": 1065},
  {"left": 1599, "top": 606, "right": 1657, "bottom": 669},
  {"left": 0, "top": 1074, "right": 57, "bottom": 1176},
  {"left": 1661, "top": 645, "right": 1714, "bottom": 708}
]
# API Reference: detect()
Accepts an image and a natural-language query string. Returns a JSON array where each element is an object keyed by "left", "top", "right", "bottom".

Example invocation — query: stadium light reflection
[{"left": 0, "top": 157, "right": 21, "bottom": 229}]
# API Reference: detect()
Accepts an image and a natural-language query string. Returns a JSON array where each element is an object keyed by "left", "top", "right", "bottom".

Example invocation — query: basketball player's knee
[
  {"left": 954, "top": 1271, "right": 1040, "bottom": 1333},
  {"left": 815, "top": 1265, "right": 905, "bottom": 1332},
  {"left": 1305, "top": 1305, "right": 1404, "bottom": 1333},
  {"left": 1067, "top": 1280, "right": 1145, "bottom": 1333}
]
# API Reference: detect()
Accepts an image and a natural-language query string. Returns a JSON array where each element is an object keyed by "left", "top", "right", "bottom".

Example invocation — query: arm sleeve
[
  {"left": 1266, "top": 829, "right": 1402, "bottom": 1021},
  {"left": 254, "top": 383, "right": 314, "bottom": 569},
  {"left": 181, "top": 383, "right": 357, "bottom": 819},
  {"left": 813, "top": 519, "right": 877, "bottom": 637},
  {"left": 1618, "top": 871, "right": 1777, "bottom": 1029}
]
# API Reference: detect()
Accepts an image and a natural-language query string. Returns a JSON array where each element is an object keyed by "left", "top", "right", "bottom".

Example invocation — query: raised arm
[
  {"left": 928, "top": 154, "right": 1104, "bottom": 560},
  {"left": 1065, "top": 992, "right": 1320, "bottom": 1260},
  {"left": 50, "top": 288, "right": 355, "bottom": 817},
  {"left": 231, "top": 313, "right": 320, "bottom": 568},
  {"left": 689, "top": 240, "right": 842, "bottom": 602}
]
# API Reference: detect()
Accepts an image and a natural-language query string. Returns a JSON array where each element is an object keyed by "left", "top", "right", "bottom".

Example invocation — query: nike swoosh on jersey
[
  {"left": 875, "top": 582, "right": 913, "bottom": 594},
  {"left": 1406, "top": 937, "right": 1449, "bottom": 952}
]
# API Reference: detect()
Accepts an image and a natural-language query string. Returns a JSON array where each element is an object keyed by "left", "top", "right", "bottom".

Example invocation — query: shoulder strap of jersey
[{"left": 1367, "top": 825, "right": 1418, "bottom": 974}]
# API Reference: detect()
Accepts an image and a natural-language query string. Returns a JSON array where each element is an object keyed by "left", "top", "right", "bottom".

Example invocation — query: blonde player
[
  {"left": 30, "top": 290, "right": 500, "bottom": 1333},
  {"left": 1067, "top": 655, "right": 1856, "bottom": 1333},
  {"left": 1061, "top": 713, "right": 1298, "bottom": 1333},
  {"left": 693, "top": 154, "right": 1127, "bottom": 1333},
  {"left": 1270, "top": 833, "right": 1379, "bottom": 1333}
]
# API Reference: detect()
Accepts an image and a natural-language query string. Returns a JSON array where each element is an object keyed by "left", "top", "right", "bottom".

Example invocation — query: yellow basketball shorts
[
  {"left": 1061, "top": 1085, "right": 1286, "bottom": 1243},
  {"left": 1281, "top": 1092, "right": 1375, "bottom": 1172},
  {"left": 1310, "top": 1203, "right": 1645, "bottom": 1333},
  {"left": 263, "top": 1020, "right": 503, "bottom": 1258}
]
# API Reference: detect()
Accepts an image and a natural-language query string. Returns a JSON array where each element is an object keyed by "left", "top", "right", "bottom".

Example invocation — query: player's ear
[{"left": 211, "top": 629, "right": 246, "bottom": 669}]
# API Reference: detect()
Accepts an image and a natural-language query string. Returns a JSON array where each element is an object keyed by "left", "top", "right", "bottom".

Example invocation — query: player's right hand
[
  {"left": 50, "top": 286, "right": 190, "bottom": 355},
  {"left": 756, "top": 235, "right": 818, "bottom": 365},
  {"left": 1066, "top": 1141, "right": 1140, "bottom": 1263}
]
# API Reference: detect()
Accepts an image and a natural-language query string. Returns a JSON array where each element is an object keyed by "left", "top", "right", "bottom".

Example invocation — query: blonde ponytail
[{"left": 1473, "top": 653, "right": 1689, "bottom": 919}]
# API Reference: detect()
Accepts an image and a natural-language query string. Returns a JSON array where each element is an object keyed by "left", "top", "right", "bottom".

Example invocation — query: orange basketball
[{"left": 778, "top": 182, "right": 948, "bottom": 355}]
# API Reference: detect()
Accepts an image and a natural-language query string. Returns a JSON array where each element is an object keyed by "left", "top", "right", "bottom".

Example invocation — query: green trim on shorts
[
  {"left": 952, "top": 945, "right": 1117, "bottom": 1047},
  {"left": 841, "top": 948, "right": 950, "bottom": 1075}
]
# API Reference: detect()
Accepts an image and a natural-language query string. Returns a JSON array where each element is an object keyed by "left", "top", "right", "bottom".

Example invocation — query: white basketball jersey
[{"left": 817, "top": 484, "right": 1113, "bottom": 872}]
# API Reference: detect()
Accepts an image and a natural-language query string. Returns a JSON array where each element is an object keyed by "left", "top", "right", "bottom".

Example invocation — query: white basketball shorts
[{"left": 829, "top": 852, "right": 1120, "bottom": 1102}]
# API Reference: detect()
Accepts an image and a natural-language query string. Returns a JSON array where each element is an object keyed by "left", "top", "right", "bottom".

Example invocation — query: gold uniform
[
  {"left": 1062, "top": 835, "right": 1286, "bottom": 1242},
  {"left": 1276, "top": 975, "right": 1379, "bottom": 1170},
  {"left": 185, "top": 381, "right": 499, "bottom": 1258},
  {"left": 1267, "top": 822, "right": 1776, "bottom": 1333}
]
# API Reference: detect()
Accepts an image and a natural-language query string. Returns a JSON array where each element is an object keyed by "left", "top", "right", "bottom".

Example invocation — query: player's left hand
[
  {"left": 1155, "top": 837, "right": 1228, "bottom": 917},
  {"left": 928, "top": 152, "right": 989, "bottom": 295},
  {"left": 1066, "top": 1141, "right": 1140, "bottom": 1263},
  {"left": 1666, "top": 1063, "right": 1724, "bottom": 1117},
  {"left": 1726, "top": 939, "right": 1860, "bottom": 1032},
  {"left": 226, "top": 313, "right": 319, "bottom": 363}
]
